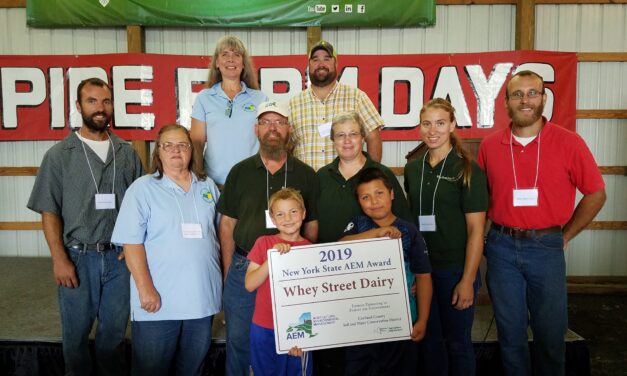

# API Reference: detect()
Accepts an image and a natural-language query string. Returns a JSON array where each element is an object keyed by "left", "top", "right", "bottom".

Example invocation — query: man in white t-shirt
[{"left": 28, "top": 78, "right": 144, "bottom": 375}]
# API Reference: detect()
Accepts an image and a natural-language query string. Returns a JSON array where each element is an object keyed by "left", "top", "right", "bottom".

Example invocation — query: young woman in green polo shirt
[{"left": 404, "top": 98, "right": 489, "bottom": 376}]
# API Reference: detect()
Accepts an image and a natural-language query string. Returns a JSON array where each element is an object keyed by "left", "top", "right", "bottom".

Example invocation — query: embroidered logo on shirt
[
  {"left": 343, "top": 222, "right": 355, "bottom": 233},
  {"left": 243, "top": 103, "right": 256, "bottom": 112},
  {"left": 201, "top": 190, "right": 214, "bottom": 203},
  {"left": 437, "top": 171, "right": 463, "bottom": 182}
]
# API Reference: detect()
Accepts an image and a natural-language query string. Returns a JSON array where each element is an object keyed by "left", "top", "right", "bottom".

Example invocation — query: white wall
[{"left": 0, "top": 6, "right": 625, "bottom": 275}]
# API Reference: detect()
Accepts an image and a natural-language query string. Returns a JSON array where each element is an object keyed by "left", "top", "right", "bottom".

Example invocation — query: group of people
[{"left": 27, "top": 35, "right": 605, "bottom": 376}]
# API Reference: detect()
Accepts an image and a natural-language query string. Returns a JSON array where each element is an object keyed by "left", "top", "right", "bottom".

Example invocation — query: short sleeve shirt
[
  {"left": 248, "top": 234, "right": 312, "bottom": 329},
  {"left": 289, "top": 82, "right": 383, "bottom": 171},
  {"left": 343, "top": 215, "right": 431, "bottom": 322},
  {"left": 191, "top": 82, "right": 268, "bottom": 185},
  {"left": 316, "top": 152, "right": 413, "bottom": 243},
  {"left": 27, "top": 131, "right": 144, "bottom": 246},
  {"left": 404, "top": 152, "right": 488, "bottom": 268},
  {"left": 111, "top": 173, "right": 222, "bottom": 321},
  {"left": 218, "top": 154, "right": 319, "bottom": 253},
  {"left": 477, "top": 120, "right": 605, "bottom": 228}
]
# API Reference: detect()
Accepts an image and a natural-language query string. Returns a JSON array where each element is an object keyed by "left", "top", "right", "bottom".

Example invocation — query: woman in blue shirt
[
  {"left": 112, "top": 125, "right": 222, "bottom": 376},
  {"left": 190, "top": 35, "right": 268, "bottom": 185}
]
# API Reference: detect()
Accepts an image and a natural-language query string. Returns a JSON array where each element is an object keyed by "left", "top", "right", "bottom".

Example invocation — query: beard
[
  {"left": 82, "top": 111, "right": 111, "bottom": 132},
  {"left": 260, "top": 131, "right": 288, "bottom": 160},
  {"left": 508, "top": 101, "right": 544, "bottom": 128},
  {"left": 309, "top": 67, "right": 337, "bottom": 87}
]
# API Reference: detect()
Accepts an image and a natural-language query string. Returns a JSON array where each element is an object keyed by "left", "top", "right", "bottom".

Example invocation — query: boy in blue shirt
[{"left": 341, "top": 167, "right": 433, "bottom": 375}]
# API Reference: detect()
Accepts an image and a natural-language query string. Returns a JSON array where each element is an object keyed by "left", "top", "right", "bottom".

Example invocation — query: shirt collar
[
  {"left": 253, "top": 153, "right": 293, "bottom": 172},
  {"left": 210, "top": 81, "right": 249, "bottom": 98},
  {"left": 307, "top": 81, "right": 338, "bottom": 103},
  {"left": 422, "top": 148, "right": 460, "bottom": 170},
  {"left": 155, "top": 171, "right": 198, "bottom": 193},
  {"left": 65, "top": 129, "right": 123, "bottom": 150},
  {"left": 500, "top": 116, "right": 552, "bottom": 146}
]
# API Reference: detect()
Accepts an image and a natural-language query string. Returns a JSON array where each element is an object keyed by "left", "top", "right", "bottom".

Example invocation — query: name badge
[
  {"left": 318, "top": 121, "right": 332, "bottom": 138},
  {"left": 265, "top": 209, "right": 277, "bottom": 229},
  {"left": 513, "top": 188, "right": 539, "bottom": 207},
  {"left": 95, "top": 193, "right": 116, "bottom": 210},
  {"left": 181, "top": 223, "right": 203, "bottom": 239},
  {"left": 418, "top": 215, "right": 436, "bottom": 232}
]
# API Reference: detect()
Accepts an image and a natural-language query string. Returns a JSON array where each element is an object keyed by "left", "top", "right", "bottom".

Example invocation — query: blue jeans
[
  {"left": 421, "top": 267, "right": 480, "bottom": 376},
  {"left": 485, "top": 229, "right": 567, "bottom": 376},
  {"left": 131, "top": 315, "right": 214, "bottom": 376},
  {"left": 58, "top": 246, "right": 130, "bottom": 376},
  {"left": 223, "top": 251, "right": 256, "bottom": 376}
]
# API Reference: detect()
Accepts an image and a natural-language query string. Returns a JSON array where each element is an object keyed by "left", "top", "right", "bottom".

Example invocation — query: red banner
[{"left": 0, "top": 51, "right": 576, "bottom": 141}]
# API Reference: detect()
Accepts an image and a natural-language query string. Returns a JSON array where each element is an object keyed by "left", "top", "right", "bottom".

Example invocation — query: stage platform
[{"left": 0, "top": 257, "right": 590, "bottom": 375}]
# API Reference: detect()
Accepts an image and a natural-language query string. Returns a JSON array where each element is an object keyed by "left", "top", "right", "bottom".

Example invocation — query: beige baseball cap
[{"left": 256, "top": 101, "right": 289, "bottom": 118}]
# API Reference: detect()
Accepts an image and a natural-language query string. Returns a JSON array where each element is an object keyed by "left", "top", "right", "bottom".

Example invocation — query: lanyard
[
  {"left": 263, "top": 158, "right": 288, "bottom": 209},
  {"left": 79, "top": 132, "right": 115, "bottom": 195},
  {"left": 419, "top": 147, "right": 452, "bottom": 216},
  {"left": 169, "top": 174, "right": 201, "bottom": 225},
  {"left": 509, "top": 129, "right": 541, "bottom": 189}
]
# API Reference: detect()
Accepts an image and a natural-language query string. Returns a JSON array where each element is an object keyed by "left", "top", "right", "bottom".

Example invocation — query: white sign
[{"left": 268, "top": 238, "right": 412, "bottom": 353}]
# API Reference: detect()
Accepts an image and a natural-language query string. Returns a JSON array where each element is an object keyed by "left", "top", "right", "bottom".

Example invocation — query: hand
[
  {"left": 410, "top": 320, "right": 427, "bottom": 342},
  {"left": 138, "top": 286, "right": 162, "bottom": 313},
  {"left": 52, "top": 257, "right": 79, "bottom": 288},
  {"left": 288, "top": 346, "right": 304, "bottom": 357},
  {"left": 377, "top": 226, "right": 401, "bottom": 239},
  {"left": 274, "top": 243, "right": 292, "bottom": 254},
  {"left": 117, "top": 249, "right": 125, "bottom": 261},
  {"left": 452, "top": 280, "right": 474, "bottom": 310},
  {"left": 563, "top": 238, "right": 570, "bottom": 251}
]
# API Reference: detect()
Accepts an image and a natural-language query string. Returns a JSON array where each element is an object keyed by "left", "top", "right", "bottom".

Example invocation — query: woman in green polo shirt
[
  {"left": 404, "top": 98, "right": 488, "bottom": 376},
  {"left": 317, "top": 111, "right": 412, "bottom": 244}
]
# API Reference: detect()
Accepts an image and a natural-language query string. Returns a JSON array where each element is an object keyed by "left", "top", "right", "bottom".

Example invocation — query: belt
[
  {"left": 234, "top": 246, "right": 248, "bottom": 257},
  {"left": 69, "top": 242, "right": 116, "bottom": 251},
  {"left": 491, "top": 223, "right": 562, "bottom": 239}
]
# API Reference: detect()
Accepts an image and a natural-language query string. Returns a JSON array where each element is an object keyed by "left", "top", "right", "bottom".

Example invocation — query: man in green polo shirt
[{"left": 217, "top": 101, "right": 318, "bottom": 376}]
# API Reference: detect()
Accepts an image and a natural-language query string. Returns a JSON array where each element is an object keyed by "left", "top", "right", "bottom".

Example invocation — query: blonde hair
[
  {"left": 268, "top": 188, "right": 305, "bottom": 215},
  {"left": 420, "top": 98, "right": 473, "bottom": 186},
  {"left": 207, "top": 35, "right": 259, "bottom": 89},
  {"left": 330, "top": 111, "right": 367, "bottom": 140}
]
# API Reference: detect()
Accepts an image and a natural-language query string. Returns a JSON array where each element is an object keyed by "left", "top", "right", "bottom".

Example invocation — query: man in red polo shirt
[{"left": 477, "top": 70, "right": 606, "bottom": 376}]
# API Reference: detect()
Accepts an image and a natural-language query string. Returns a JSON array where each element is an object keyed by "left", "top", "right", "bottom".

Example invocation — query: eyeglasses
[
  {"left": 225, "top": 101, "right": 233, "bottom": 118},
  {"left": 334, "top": 132, "right": 361, "bottom": 141},
  {"left": 508, "top": 89, "right": 543, "bottom": 101},
  {"left": 159, "top": 142, "right": 191, "bottom": 152},
  {"left": 258, "top": 119, "right": 289, "bottom": 127}
]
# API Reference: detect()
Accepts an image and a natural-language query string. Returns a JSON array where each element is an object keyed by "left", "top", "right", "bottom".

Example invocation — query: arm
[
  {"left": 245, "top": 261, "right": 268, "bottom": 292},
  {"left": 411, "top": 273, "right": 432, "bottom": 342},
  {"left": 562, "top": 189, "right": 606, "bottom": 248},
  {"left": 219, "top": 214, "right": 238, "bottom": 280},
  {"left": 452, "top": 211, "right": 486, "bottom": 310},
  {"left": 340, "top": 226, "right": 401, "bottom": 241},
  {"left": 42, "top": 211, "right": 78, "bottom": 288},
  {"left": 365, "top": 127, "right": 382, "bottom": 162},
  {"left": 190, "top": 118, "right": 207, "bottom": 172},
  {"left": 124, "top": 243, "right": 161, "bottom": 313},
  {"left": 302, "top": 220, "right": 318, "bottom": 243},
  {"left": 245, "top": 243, "right": 291, "bottom": 292}
]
